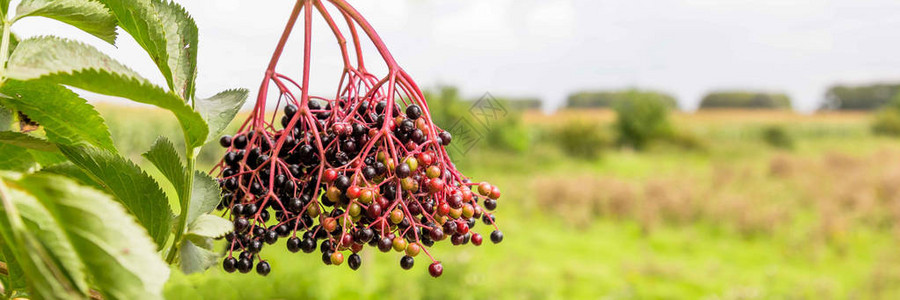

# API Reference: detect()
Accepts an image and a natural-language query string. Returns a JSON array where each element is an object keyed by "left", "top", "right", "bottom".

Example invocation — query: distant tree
[
  {"left": 699, "top": 91, "right": 792, "bottom": 109},
  {"left": 822, "top": 83, "right": 900, "bottom": 111},
  {"left": 566, "top": 90, "right": 678, "bottom": 109},
  {"left": 503, "top": 97, "right": 542, "bottom": 110}
]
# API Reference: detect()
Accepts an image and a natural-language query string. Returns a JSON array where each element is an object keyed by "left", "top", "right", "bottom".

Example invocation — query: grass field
[{"left": 96, "top": 105, "right": 900, "bottom": 299}]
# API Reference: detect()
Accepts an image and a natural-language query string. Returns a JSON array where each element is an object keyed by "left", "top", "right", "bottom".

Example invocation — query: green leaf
[
  {"left": 142, "top": 137, "right": 186, "bottom": 200},
  {"left": 0, "top": 143, "right": 35, "bottom": 171},
  {"left": 40, "top": 163, "right": 101, "bottom": 191},
  {"left": 0, "top": 131, "right": 58, "bottom": 152},
  {"left": 58, "top": 145, "right": 173, "bottom": 248},
  {"left": 0, "top": 80, "right": 115, "bottom": 152},
  {"left": 17, "top": 174, "right": 170, "bottom": 300},
  {"left": 14, "top": 0, "right": 117, "bottom": 44},
  {"left": 196, "top": 89, "right": 248, "bottom": 143},
  {"left": 5, "top": 180, "right": 88, "bottom": 294},
  {"left": 27, "top": 149, "right": 68, "bottom": 167},
  {"left": 151, "top": 0, "right": 197, "bottom": 100},
  {"left": 0, "top": 178, "right": 86, "bottom": 299},
  {"left": 187, "top": 171, "right": 220, "bottom": 226},
  {"left": 0, "top": 238, "right": 27, "bottom": 293},
  {"left": 6, "top": 37, "right": 209, "bottom": 149},
  {"left": 185, "top": 214, "right": 233, "bottom": 240},
  {"left": 6, "top": 36, "right": 138, "bottom": 80},
  {"left": 0, "top": 0, "right": 10, "bottom": 16},
  {"left": 177, "top": 239, "right": 218, "bottom": 274},
  {"left": 6, "top": 32, "right": 18, "bottom": 58},
  {"left": 95, "top": 0, "right": 172, "bottom": 91},
  {"left": 0, "top": 105, "right": 12, "bottom": 131}
]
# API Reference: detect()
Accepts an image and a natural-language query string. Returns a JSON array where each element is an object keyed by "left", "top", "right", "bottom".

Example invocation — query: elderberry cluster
[{"left": 216, "top": 98, "right": 503, "bottom": 277}]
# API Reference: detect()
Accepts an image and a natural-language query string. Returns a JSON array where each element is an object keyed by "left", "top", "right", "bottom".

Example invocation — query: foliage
[
  {"left": 425, "top": 86, "right": 531, "bottom": 154},
  {"left": 823, "top": 83, "right": 900, "bottom": 111},
  {"left": 761, "top": 125, "right": 794, "bottom": 149},
  {"left": 872, "top": 95, "right": 900, "bottom": 136},
  {"left": 551, "top": 120, "right": 610, "bottom": 159},
  {"left": 0, "top": 1, "right": 246, "bottom": 298},
  {"left": 699, "top": 91, "right": 792, "bottom": 109},
  {"left": 613, "top": 90, "right": 674, "bottom": 150},
  {"left": 566, "top": 89, "right": 677, "bottom": 109}
]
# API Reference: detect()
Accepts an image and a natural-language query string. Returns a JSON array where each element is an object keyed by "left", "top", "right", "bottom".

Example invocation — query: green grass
[{"left": 92, "top": 105, "right": 900, "bottom": 299}]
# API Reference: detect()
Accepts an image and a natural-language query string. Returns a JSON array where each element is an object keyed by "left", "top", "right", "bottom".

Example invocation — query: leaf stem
[
  {"left": 0, "top": 15, "right": 11, "bottom": 84},
  {"left": 166, "top": 149, "right": 197, "bottom": 264}
]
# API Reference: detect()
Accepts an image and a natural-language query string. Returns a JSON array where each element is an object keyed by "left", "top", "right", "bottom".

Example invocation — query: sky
[{"left": 12, "top": 0, "right": 900, "bottom": 112}]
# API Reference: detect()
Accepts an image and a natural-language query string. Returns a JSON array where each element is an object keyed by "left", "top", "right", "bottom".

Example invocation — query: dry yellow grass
[{"left": 532, "top": 147, "right": 900, "bottom": 241}]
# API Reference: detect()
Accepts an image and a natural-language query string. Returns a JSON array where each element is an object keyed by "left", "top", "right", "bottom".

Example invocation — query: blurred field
[{"left": 93, "top": 104, "right": 900, "bottom": 299}]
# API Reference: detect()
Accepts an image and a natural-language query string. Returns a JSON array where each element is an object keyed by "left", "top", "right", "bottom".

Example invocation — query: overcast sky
[{"left": 12, "top": 0, "right": 900, "bottom": 112}]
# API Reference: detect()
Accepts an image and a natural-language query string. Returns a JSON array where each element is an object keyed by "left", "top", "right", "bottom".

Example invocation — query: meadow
[{"left": 96, "top": 104, "right": 900, "bottom": 299}]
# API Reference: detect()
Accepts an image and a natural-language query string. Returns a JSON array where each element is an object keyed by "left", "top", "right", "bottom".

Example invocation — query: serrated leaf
[
  {"left": 178, "top": 239, "right": 218, "bottom": 274},
  {"left": 95, "top": 0, "right": 173, "bottom": 91},
  {"left": 58, "top": 145, "right": 173, "bottom": 248},
  {"left": 142, "top": 137, "right": 186, "bottom": 200},
  {"left": 0, "top": 238, "right": 28, "bottom": 293},
  {"left": 15, "top": 0, "right": 117, "bottom": 44},
  {"left": 5, "top": 32, "right": 17, "bottom": 61},
  {"left": 40, "top": 163, "right": 101, "bottom": 191},
  {"left": 197, "top": 89, "right": 247, "bottom": 143},
  {"left": 6, "top": 37, "right": 209, "bottom": 149},
  {"left": 0, "top": 80, "right": 115, "bottom": 152},
  {"left": 27, "top": 150, "right": 68, "bottom": 167},
  {"left": 0, "top": 178, "right": 85, "bottom": 299},
  {"left": 6, "top": 36, "right": 138, "bottom": 80},
  {"left": 185, "top": 214, "right": 233, "bottom": 240},
  {"left": 17, "top": 174, "right": 170, "bottom": 300},
  {"left": 0, "top": 131, "right": 58, "bottom": 152},
  {"left": 151, "top": 0, "right": 197, "bottom": 100},
  {"left": 187, "top": 171, "right": 220, "bottom": 226},
  {"left": 4, "top": 181, "right": 88, "bottom": 294},
  {"left": 0, "top": 143, "right": 35, "bottom": 171}
]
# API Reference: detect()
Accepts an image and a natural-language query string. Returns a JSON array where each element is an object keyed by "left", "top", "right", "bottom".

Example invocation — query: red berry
[
  {"left": 417, "top": 152, "right": 433, "bottom": 166},
  {"left": 428, "top": 178, "right": 444, "bottom": 193},
  {"left": 456, "top": 220, "right": 469, "bottom": 235},
  {"left": 324, "top": 169, "right": 338, "bottom": 182},
  {"left": 471, "top": 233, "right": 483, "bottom": 246},
  {"left": 346, "top": 186, "right": 361, "bottom": 199},
  {"left": 490, "top": 185, "right": 501, "bottom": 199},
  {"left": 428, "top": 262, "right": 443, "bottom": 277}
]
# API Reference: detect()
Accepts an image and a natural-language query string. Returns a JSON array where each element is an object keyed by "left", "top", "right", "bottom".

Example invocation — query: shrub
[
  {"left": 614, "top": 90, "right": 674, "bottom": 150},
  {"left": 486, "top": 116, "right": 531, "bottom": 153},
  {"left": 425, "top": 87, "right": 531, "bottom": 154},
  {"left": 552, "top": 120, "right": 611, "bottom": 159},
  {"left": 762, "top": 125, "right": 795, "bottom": 149},
  {"left": 873, "top": 111, "right": 900, "bottom": 137}
]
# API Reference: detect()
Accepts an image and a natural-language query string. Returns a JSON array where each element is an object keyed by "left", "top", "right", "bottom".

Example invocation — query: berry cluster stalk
[{"left": 214, "top": 0, "right": 503, "bottom": 277}]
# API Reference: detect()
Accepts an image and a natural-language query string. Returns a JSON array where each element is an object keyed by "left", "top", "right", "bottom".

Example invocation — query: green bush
[
  {"left": 871, "top": 94, "right": 900, "bottom": 136},
  {"left": 485, "top": 116, "right": 531, "bottom": 153},
  {"left": 762, "top": 125, "right": 794, "bottom": 149},
  {"left": 424, "top": 86, "right": 531, "bottom": 154},
  {"left": 699, "top": 91, "right": 792, "bottom": 109},
  {"left": 552, "top": 120, "right": 610, "bottom": 159},
  {"left": 614, "top": 90, "right": 674, "bottom": 150}
]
